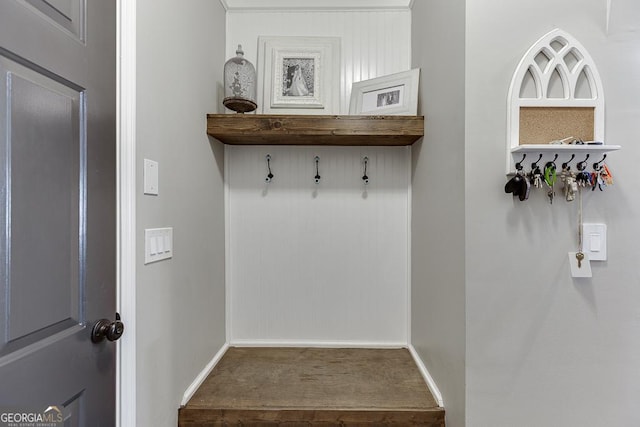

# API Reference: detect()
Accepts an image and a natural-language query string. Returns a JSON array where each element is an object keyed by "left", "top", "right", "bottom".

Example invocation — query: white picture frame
[
  {"left": 349, "top": 69, "right": 420, "bottom": 115},
  {"left": 258, "top": 36, "right": 341, "bottom": 115}
]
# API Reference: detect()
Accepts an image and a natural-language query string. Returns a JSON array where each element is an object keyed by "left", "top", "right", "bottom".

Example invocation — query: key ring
[{"left": 544, "top": 161, "right": 557, "bottom": 186}]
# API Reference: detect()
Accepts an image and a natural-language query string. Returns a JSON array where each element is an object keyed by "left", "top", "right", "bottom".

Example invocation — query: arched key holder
[
  {"left": 506, "top": 28, "right": 619, "bottom": 174},
  {"left": 91, "top": 312, "right": 125, "bottom": 343}
]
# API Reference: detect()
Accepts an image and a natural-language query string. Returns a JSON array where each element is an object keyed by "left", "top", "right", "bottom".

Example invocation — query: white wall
[
  {"left": 410, "top": 1, "right": 466, "bottom": 426},
  {"left": 228, "top": 146, "right": 409, "bottom": 345},
  {"left": 135, "top": 1, "right": 226, "bottom": 426},
  {"left": 127, "top": 1, "right": 640, "bottom": 425},
  {"left": 225, "top": 8, "right": 413, "bottom": 344},
  {"left": 465, "top": 1, "right": 640, "bottom": 426}
]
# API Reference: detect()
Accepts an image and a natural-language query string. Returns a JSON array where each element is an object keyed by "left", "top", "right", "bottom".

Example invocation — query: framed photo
[
  {"left": 274, "top": 50, "right": 321, "bottom": 108},
  {"left": 258, "top": 36, "right": 340, "bottom": 115},
  {"left": 349, "top": 69, "right": 420, "bottom": 115}
]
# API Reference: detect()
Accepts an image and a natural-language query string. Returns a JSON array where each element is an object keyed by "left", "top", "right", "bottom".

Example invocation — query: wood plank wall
[
  {"left": 226, "top": 9, "right": 412, "bottom": 115},
  {"left": 224, "top": 8, "right": 413, "bottom": 345},
  {"left": 227, "top": 146, "right": 410, "bottom": 345}
]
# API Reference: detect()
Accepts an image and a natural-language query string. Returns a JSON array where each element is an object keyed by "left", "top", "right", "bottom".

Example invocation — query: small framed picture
[
  {"left": 258, "top": 36, "right": 341, "bottom": 115},
  {"left": 273, "top": 50, "right": 322, "bottom": 108},
  {"left": 349, "top": 69, "right": 420, "bottom": 115}
]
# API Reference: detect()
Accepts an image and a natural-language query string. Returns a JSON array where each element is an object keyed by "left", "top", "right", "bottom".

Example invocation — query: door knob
[{"left": 91, "top": 312, "right": 124, "bottom": 343}]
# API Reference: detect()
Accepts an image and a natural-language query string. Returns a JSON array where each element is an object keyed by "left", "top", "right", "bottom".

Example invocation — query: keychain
[
  {"left": 530, "top": 165, "right": 544, "bottom": 189},
  {"left": 528, "top": 154, "right": 544, "bottom": 189},
  {"left": 560, "top": 166, "right": 577, "bottom": 202},
  {"left": 591, "top": 155, "right": 610, "bottom": 191},
  {"left": 576, "top": 170, "right": 591, "bottom": 187},
  {"left": 543, "top": 160, "right": 557, "bottom": 204},
  {"left": 601, "top": 164, "right": 613, "bottom": 186},
  {"left": 591, "top": 171, "right": 604, "bottom": 191}
]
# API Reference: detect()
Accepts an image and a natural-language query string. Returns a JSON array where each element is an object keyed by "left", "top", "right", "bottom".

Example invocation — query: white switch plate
[
  {"left": 145, "top": 227, "right": 173, "bottom": 264},
  {"left": 144, "top": 159, "right": 159, "bottom": 195},
  {"left": 582, "top": 223, "right": 607, "bottom": 261}
]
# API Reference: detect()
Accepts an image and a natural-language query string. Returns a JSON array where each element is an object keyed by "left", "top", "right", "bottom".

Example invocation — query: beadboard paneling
[
  {"left": 227, "top": 146, "right": 409, "bottom": 344},
  {"left": 221, "top": 0, "right": 414, "bottom": 11},
  {"left": 226, "top": 10, "right": 412, "bottom": 114}
]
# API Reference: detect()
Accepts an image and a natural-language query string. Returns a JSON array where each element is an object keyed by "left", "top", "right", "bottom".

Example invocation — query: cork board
[{"left": 519, "top": 107, "right": 594, "bottom": 145}]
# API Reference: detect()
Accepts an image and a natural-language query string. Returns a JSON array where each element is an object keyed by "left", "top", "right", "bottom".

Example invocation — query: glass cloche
[{"left": 223, "top": 44, "right": 257, "bottom": 113}]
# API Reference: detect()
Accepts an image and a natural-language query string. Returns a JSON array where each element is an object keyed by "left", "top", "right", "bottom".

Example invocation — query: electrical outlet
[{"left": 144, "top": 159, "right": 159, "bottom": 195}]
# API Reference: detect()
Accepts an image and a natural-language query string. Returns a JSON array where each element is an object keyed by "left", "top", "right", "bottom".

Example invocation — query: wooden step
[{"left": 179, "top": 347, "right": 445, "bottom": 426}]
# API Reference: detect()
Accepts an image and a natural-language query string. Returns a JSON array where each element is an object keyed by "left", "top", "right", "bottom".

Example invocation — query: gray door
[{"left": 0, "top": 0, "right": 117, "bottom": 425}]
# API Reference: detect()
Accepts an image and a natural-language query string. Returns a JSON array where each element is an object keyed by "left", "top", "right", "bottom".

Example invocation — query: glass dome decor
[{"left": 223, "top": 45, "right": 257, "bottom": 113}]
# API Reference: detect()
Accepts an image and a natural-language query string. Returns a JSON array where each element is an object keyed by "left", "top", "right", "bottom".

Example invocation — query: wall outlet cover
[{"left": 144, "top": 159, "right": 159, "bottom": 195}]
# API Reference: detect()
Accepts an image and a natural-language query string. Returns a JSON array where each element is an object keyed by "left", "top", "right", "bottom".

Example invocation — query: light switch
[
  {"left": 582, "top": 223, "right": 607, "bottom": 261},
  {"left": 156, "top": 235, "right": 164, "bottom": 253},
  {"left": 145, "top": 227, "right": 173, "bottom": 264},
  {"left": 163, "top": 234, "right": 171, "bottom": 253},
  {"left": 149, "top": 235, "right": 158, "bottom": 255},
  {"left": 144, "top": 159, "right": 159, "bottom": 195}
]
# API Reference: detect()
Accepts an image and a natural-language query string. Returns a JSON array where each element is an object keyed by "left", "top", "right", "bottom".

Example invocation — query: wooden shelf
[{"left": 206, "top": 114, "right": 424, "bottom": 146}]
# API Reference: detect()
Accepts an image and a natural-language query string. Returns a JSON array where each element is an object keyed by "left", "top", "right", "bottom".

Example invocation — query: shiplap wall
[
  {"left": 227, "top": 146, "right": 409, "bottom": 345},
  {"left": 226, "top": 10, "right": 412, "bottom": 114},
  {"left": 226, "top": 9, "right": 412, "bottom": 345}
]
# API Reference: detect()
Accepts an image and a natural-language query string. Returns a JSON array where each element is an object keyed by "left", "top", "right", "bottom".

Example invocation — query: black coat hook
[
  {"left": 314, "top": 156, "right": 321, "bottom": 184},
  {"left": 362, "top": 156, "right": 369, "bottom": 185},
  {"left": 515, "top": 153, "right": 526, "bottom": 172},
  {"left": 544, "top": 154, "right": 558, "bottom": 173},
  {"left": 561, "top": 153, "right": 575, "bottom": 170},
  {"left": 265, "top": 154, "right": 274, "bottom": 183},
  {"left": 530, "top": 153, "right": 543, "bottom": 170},
  {"left": 593, "top": 154, "right": 607, "bottom": 170},
  {"left": 576, "top": 153, "right": 590, "bottom": 171}
]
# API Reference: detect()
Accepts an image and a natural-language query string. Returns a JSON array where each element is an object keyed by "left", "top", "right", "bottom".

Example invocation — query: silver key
[{"left": 576, "top": 252, "right": 584, "bottom": 268}]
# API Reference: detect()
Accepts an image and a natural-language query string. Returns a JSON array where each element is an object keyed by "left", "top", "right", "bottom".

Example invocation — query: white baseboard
[
  {"left": 229, "top": 339, "right": 406, "bottom": 348},
  {"left": 181, "top": 343, "right": 229, "bottom": 406},
  {"left": 408, "top": 344, "right": 444, "bottom": 407}
]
